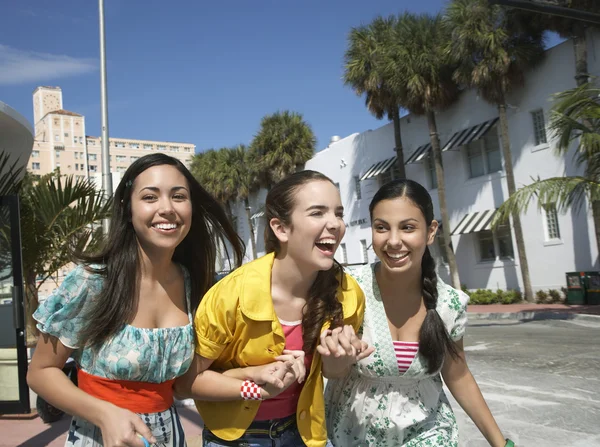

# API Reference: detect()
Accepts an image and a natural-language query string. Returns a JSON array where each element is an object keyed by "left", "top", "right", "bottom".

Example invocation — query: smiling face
[
  {"left": 371, "top": 196, "right": 437, "bottom": 275},
  {"left": 129, "top": 164, "right": 192, "bottom": 254},
  {"left": 272, "top": 180, "right": 346, "bottom": 272}
]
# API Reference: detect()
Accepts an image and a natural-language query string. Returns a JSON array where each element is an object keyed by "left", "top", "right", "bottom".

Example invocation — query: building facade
[
  {"left": 29, "top": 86, "right": 195, "bottom": 181},
  {"left": 237, "top": 35, "right": 599, "bottom": 292}
]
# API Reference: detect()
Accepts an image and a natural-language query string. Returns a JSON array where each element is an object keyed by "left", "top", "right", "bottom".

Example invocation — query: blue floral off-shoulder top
[{"left": 33, "top": 264, "right": 194, "bottom": 383}]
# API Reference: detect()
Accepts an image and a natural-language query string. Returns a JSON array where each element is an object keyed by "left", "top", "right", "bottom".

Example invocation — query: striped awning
[
  {"left": 360, "top": 156, "right": 397, "bottom": 181},
  {"left": 442, "top": 118, "right": 499, "bottom": 152},
  {"left": 405, "top": 142, "right": 432, "bottom": 164},
  {"left": 451, "top": 209, "right": 497, "bottom": 235},
  {"left": 251, "top": 209, "right": 265, "bottom": 220}
]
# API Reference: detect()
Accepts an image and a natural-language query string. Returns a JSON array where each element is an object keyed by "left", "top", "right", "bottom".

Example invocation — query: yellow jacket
[{"left": 193, "top": 252, "right": 365, "bottom": 447}]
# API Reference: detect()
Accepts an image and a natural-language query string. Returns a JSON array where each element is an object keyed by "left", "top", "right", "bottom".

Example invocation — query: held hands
[
  {"left": 98, "top": 403, "right": 156, "bottom": 447},
  {"left": 317, "top": 325, "right": 375, "bottom": 377}
]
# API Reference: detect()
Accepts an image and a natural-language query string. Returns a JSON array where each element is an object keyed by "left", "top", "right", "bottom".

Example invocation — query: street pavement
[
  {"left": 1, "top": 305, "right": 599, "bottom": 446},
  {"left": 451, "top": 317, "right": 600, "bottom": 446}
]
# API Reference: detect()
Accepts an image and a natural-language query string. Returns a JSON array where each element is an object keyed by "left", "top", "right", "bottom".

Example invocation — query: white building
[{"left": 238, "top": 34, "right": 599, "bottom": 292}]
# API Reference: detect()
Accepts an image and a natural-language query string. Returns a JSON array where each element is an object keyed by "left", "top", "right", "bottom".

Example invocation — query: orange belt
[{"left": 78, "top": 369, "right": 176, "bottom": 413}]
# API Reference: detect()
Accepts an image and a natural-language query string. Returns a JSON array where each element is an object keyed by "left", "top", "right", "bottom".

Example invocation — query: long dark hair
[
  {"left": 369, "top": 179, "right": 459, "bottom": 373},
  {"left": 78, "top": 153, "right": 245, "bottom": 347},
  {"left": 264, "top": 170, "right": 344, "bottom": 354}
]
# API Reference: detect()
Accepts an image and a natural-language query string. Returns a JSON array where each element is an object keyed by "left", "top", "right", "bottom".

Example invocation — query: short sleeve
[
  {"left": 194, "top": 281, "right": 237, "bottom": 360},
  {"left": 33, "top": 265, "right": 103, "bottom": 349}
]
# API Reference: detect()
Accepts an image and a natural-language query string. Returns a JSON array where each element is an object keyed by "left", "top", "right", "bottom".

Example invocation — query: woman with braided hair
[{"left": 323, "top": 179, "right": 512, "bottom": 447}]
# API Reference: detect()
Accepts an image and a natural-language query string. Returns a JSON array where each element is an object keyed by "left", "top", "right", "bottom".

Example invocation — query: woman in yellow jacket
[{"left": 176, "top": 170, "right": 373, "bottom": 447}]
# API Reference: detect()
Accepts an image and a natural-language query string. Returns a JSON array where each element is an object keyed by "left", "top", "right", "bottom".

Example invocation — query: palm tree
[
  {"left": 446, "top": 0, "right": 546, "bottom": 301},
  {"left": 499, "top": 0, "right": 600, "bottom": 86},
  {"left": 0, "top": 152, "right": 112, "bottom": 343},
  {"left": 249, "top": 111, "right": 316, "bottom": 187},
  {"left": 219, "top": 145, "right": 259, "bottom": 260},
  {"left": 344, "top": 16, "right": 407, "bottom": 177},
  {"left": 385, "top": 12, "right": 463, "bottom": 288},
  {"left": 190, "top": 149, "right": 231, "bottom": 213},
  {"left": 493, "top": 82, "right": 600, "bottom": 258}
]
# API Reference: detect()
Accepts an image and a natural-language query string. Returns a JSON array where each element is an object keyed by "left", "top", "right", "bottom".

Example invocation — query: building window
[
  {"left": 74, "top": 152, "right": 79, "bottom": 160},
  {"left": 379, "top": 164, "right": 402, "bottom": 186},
  {"left": 115, "top": 142, "right": 125, "bottom": 148},
  {"left": 340, "top": 243, "right": 348, "bottom": 264},
  {"left": 144, "top": 144, "right": 153, "bottom": 150},
  {"left": 130, "top": 156, "right": 139, "bottom": 162},
  {"left": 354, "top": 176, "right": 362, "bottom": 199},
  {"left": 170, "top": 146, "right": 180, "bottom": 152},
  {"left": 79, "top": 136, "right": 83, "bottom": 144},
  {"left": 54, "top": 135, "right": 60, "bottom": 142},
  {"left": 116, "top": 155, "right": 127, "bottom": 163},
  {"left": 89, "top": 165, "right": 97, "bottom": 172},
  {"left": 477, "top": 224, "right": 514, "bottom": 261},
  {"left": 116, "top": 166, "right": 127, "bottom": 172},
  {"left": 64, "top": 132, "right": 69, "bottom": 137},
  {"left": 87, "top": 139, "right": 96, "bottom": 145},
  {"left": 157, "top": 145, "right": 166, "bottom": 151},
  {"left": 544, "top": 204, "right": 561, "bottom": 240},
  {"left": 427, "top": 156, "right": 438, "bottom": 189},
  {"left": 184, "top": 147, "right": 191, "bottom": 153},
  {"left": 32, "top": 162, "right": 40, "bottom": 170},
  {"left": 32, "top": 150, "right": 39, "bottom": 158},
  {"left": 466, "top": 133, "right": 502, "bottom": 179},
  {"left": 360, "top": 239, "right": 368, "bottom": 263},
  {"left": 130, "top": 143, "right": 140, "bottom": 149},
  {"left": 75, "top": 163, "right": 79, "bottom": 170},
  {"left": 88, "top": 154, "right": 97, "bottom": 161},
  {"left": 531, "top": 109, "right": 548, "bottom": 146},
  {"left": 55, "top": 151, "right": 61, "bottom": 159}
]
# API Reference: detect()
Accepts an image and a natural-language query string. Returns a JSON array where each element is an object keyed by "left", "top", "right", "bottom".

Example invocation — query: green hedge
[{"left": 461, "top": 286, "right": 523, "bottom": 305}]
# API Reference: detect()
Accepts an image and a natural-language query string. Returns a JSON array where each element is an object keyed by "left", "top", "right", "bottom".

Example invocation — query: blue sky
[{"left": 0, "top": 1, "right": 563, "bottom": 153}]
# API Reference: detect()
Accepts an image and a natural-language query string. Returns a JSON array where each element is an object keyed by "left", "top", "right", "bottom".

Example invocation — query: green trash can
[
  {"left": 584, "top": 272, "right": 600, "bottom": 305},
  {"left": 565, "top": 272, "right": 587, "bottom": 305}
]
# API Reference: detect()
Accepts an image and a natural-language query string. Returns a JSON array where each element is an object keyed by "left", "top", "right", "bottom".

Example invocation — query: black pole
[{"left": 489, "top": 0, "right": 600, "bottom": 25}]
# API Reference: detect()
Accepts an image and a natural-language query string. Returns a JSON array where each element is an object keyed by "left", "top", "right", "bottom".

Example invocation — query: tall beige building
[
  {"left": 29, "top": 86, "right": 196, "bottom": 297},
  {"left": 29, "top": 86, "right": 195, "bottom": 180}
]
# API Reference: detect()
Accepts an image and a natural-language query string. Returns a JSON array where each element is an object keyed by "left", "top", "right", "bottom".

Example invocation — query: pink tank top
[{"left": 254, "top": 320, "right": 313, "bottom": 421}]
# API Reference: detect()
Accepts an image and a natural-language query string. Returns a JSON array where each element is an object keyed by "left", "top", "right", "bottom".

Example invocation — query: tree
[
  {"left": 0, "top": 151, "right": 112, "bottom": 343},
  {"left": 190, "top": 149, "right": 231, "bottom": 213},
  {"left": 493, "top": 82, "right": 600, "bottom": 258},
  {"left": 219, "top": 145, "right": 259, "bottom": 260},
  {"left": 446, "top": 0, "right": 546, "bottom": 301},
  {"left": 344, "top": 16, "right": 408, "bottom": 177},
  {"left": 497, "top": 0, "right": 600, "bottom": 86},
  {"left": 249, "top": 111, "right": 316, "bottom": 187},
  {"left": 386, "top": 12, "right": 463, "bottom": 288}
]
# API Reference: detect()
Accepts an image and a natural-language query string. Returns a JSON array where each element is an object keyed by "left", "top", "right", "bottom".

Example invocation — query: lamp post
[{"left": 99, "top": 0, "right": 112, "bottom": 233}]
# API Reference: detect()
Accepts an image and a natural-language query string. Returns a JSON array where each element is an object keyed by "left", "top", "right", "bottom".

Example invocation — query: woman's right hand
[
  {"left": 247, "top": 361, "right": 299, "bottom": 399},
  {"left": 97, "top": 403, "right": 157, "bottom": 447}
]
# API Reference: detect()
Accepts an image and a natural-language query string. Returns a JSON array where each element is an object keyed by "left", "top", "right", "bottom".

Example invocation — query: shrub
[
  {"left": 548, "top": 289, "right": 563, "bottom": 304},
  {"left": 469, "top": 289, "right": 496, "bottom": 304},
  {"left": 536, "top": 290, "right": 549, "bottom": 304},
  {"left": 461, "top": 284, "right": 471, "bottom": 297},
  {"left": 502, "top": 290, "right": 523, "bottom": 304}
]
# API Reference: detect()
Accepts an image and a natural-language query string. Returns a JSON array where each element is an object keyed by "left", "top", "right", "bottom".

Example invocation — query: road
[{"left": 450, "top": 318, "right": 600, "bottom": 446}]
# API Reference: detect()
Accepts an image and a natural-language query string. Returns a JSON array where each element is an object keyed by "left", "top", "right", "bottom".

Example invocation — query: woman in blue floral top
[
  {"left": 322, "top": 179, "right": 511, "bottom": 446},
  {"left": 27, "top": 154, "right": 244, "bottom": 447}
]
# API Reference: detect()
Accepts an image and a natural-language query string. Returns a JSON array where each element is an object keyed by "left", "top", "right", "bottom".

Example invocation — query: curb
[{"left": 468, "top": 311, "right": 600, "bottom": 323}]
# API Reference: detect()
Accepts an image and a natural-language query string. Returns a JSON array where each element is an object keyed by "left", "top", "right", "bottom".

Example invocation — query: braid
[{"left": 419, "top": 247, "right": 459, "bottom": 373}]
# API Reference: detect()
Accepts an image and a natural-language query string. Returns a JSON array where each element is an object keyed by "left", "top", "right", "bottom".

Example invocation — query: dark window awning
[
  {"left": 360, "top": 156, "right": 397, "bottom": 181},
  {"left": 405, "top": 142, "right": 432, "bottom": 164},
  {"left": 451, "top": 209, "right": 497, "bottom": 235},
  {"left": 405, "top": 117, "right": 499, "bottom": 165},
  {"left": 442, "top": 118, "right": 499, "bottom": 152},
  {"left": 251, "top": 208, "right": 265, "bottom": 220}
]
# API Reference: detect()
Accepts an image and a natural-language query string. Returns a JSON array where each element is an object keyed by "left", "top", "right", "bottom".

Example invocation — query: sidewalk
[{"left": 467, "top": 302, "right": 600, "bottom": 321}]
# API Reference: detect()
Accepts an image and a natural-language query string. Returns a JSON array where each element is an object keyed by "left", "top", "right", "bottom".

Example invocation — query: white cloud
[{"left": 0, "top": 44, "right": 96, "bottom": 86}]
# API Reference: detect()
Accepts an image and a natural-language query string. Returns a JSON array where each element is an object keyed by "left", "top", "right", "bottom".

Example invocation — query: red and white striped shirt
[{"left": 392, "top": 341, "right": 418, "bottom": 373}]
